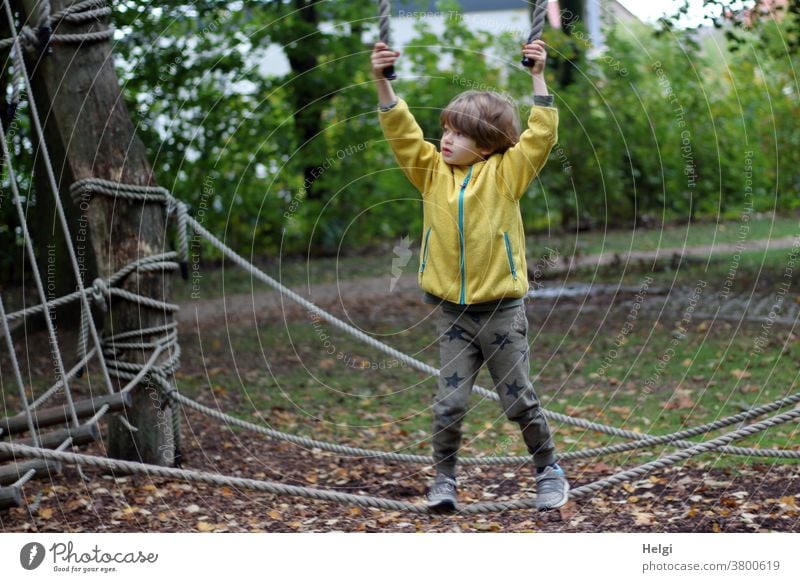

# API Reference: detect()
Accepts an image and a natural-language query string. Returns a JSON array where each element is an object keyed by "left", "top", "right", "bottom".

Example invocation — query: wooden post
[{"left": 15, "top": 0, "right": 175, "bottom": 465}]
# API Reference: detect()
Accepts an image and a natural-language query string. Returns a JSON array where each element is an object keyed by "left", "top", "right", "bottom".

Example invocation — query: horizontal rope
[
  {"left": 182, "top": 210, "right": 800, "bottom": 455},
  {"left": 0, "top": 0, "right": 113, "bottom": 51},
  {"left": 3, "top": 405, "right": 797, "bottom": 514},
  {"left": 167, "top": 383, "right": 800, "bottom": 463},
  {"left": 64, "top": 179, "right": 800, "bottom": 460}
]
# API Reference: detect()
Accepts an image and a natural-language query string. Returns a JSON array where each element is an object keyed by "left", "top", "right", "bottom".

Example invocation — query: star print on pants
[
  {"left": 445, "top": 371, "right": 464, "bottom": 388},
  {"left": 491, "top": 332, "right": 512, "bottom": 350},
  {"left": 444, "top": 325, "right": 468, "bottom": 342},
  {"left": 468, "top": 312, "right": 481, "bottom": 324},
  {"left": 519, "top": 347, "right": 528, "bottom": 361},
  {"left": 505, "top": 379, "right": 525, "bottom": 398}
]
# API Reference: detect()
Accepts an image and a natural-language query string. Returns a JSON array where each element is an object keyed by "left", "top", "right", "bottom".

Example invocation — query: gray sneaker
[
  {"left": 534, "top": 465, "right": 569, "bottom": 510},
  {"left": 427, "top": 475, "right": 458, "bottom": 513}
]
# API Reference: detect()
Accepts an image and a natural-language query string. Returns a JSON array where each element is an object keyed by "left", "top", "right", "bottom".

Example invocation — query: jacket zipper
[
  {"left": 420, "top": 226, "right": 432, "bottom": 273},
  {"left": 503, "top": 231, "right": 518, "bottom": 281},
  {"left": 458, "top": 166, "right": 474, "bottom": 304}
]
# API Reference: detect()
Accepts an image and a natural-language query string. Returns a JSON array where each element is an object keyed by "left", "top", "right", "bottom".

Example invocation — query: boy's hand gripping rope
[{"left": 522, "top": 0, "right": 548, "bottom": 68}]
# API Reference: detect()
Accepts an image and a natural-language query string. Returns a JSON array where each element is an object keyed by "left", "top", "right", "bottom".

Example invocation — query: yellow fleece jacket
[{"left": 379, "top": 98, "right": 558, "bottom": 305}]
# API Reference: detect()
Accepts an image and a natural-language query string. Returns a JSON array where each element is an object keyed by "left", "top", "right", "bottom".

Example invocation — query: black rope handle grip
[{"left": 378, "top": 0, "right": 397, "bottom": 80}]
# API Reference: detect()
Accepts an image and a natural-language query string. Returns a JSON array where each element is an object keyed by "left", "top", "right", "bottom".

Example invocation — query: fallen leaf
[
  {"left": 38, "top": 508, "right": 54, "bottom": 519},
  {"left": 632, "top": 511, "right": 654, "bottom": 526},
  {"left": 731, "top": 369, "right": 752, "bottom": 380}
]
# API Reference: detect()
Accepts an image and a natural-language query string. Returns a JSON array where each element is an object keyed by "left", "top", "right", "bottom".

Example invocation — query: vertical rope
[
  {"left": 0, "top": 116, "right": 80, "bottom": 430},
  {"left": 527, "top": 0, "right": 549, "bottom": 42},
  {"left": 34, "top": 0, "right": 52, "bottom": 28},
  {"left": 377, "top": 0, "right": 396, "bottom": 80},
  {"left": 77, "top": 301, "right": 90, "bottom": 375},
  {"left": 7, "top": 53, "right": 23, "bottom": 122},
  {"left": 176, "top": 200, "right": 189, "bottom": 279},
  {"left": 0, "top": 296, "right": 42, "bottom": 448},
  {"left": 522, "top": 0, "right": 548, "bottom": 68},
  {"left": 1, "top": 0, "right": 116, "bottom": 400},
  {"left": 378, "top": 0, "right": 391, "bottom": 45}
]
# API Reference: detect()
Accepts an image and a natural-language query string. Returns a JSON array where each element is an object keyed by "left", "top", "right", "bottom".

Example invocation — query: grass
[{"left": 529, "top": 212, "right": 800, "bottom": 258}]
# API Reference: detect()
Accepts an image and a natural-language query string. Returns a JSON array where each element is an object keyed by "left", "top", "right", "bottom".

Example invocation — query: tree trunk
[
  {"left": 285, "top": 0, "right": 328, "bottom": 203},
  {"left": 539, "top": 0, "right": 585, "bottom": 88},
  {"left": 15, "top": 0, "right": 175, "bottom": 465}
]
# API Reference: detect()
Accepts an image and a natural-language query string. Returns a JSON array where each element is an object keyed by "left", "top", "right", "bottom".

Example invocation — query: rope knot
[
  {"left": 165, "top": 196, "right": 191, "bottom": 280},
  {"left": 165, "top": 196, "right": 179, "bottom": 216},
  {"left": 90, "top": 278, "right": 109, "bottom": 311}
]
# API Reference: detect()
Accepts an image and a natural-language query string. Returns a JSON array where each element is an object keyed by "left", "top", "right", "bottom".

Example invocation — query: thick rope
[
  {"left": 0, "top": 297, "right": 42, "bottom": 448},
  {"left": 378, "top": 0, "right": 392, "bottom": 46},
  {"left": 2, "top": 406, "right": 798, "bottom": 514},
  {"left": 4, "top": 174, "right": 798, "bottom": 508},
  {"left": 526, "top": 0, "right": 549, "bottom": 43},
  {"left": 2, "top": 1, "right": 117, "bottom": 400},
  {"left": 31, "top": 348, "right": 97, "bottom": 409},
  {"left": 172, "top": 389, "right": 800, "bottom": 465},
  {"left": 377, "top": 0, "right": 397, "bottom": 80},
  {"left": 0, "top": 224, "right": 182, "bottom": 464},
  {"left": 182, "top": 208, "right": 800, "bottom": 455},
  {"left": 3, "top": 255, "right": 180, "bottom": 413},
  {"left": 64, "top": 178, "right": 800, "bottom": 459},
  {"left": 51, "top": 0, "right": 109, "bottom": 23},
  {"left": 167, "top": 387, "right": 800, "bottom": 463},
  {"left": 0, "top": 441, "right": 425, "bottom": 513},
  {"left": 0, "top": 0, "right": 113, "bottom": 51},
  {"left": 0, "top": 117, "right": 80, "bottom": 432},
  {"left": 459, "top": 407, "right": 800, "bottom": 513},
  {"left": 0, "top": 5, "right": 180, "bottom": 479},
  {"left": 72, "top": 180, "right": 190, "bottom": 275}
]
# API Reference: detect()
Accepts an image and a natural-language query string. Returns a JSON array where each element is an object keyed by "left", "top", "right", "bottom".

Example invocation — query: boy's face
[{"left": 440, "top": 124, "right": 492, "bottom": 167}]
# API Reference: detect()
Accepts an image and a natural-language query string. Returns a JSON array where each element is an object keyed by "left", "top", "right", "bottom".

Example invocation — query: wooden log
[
  {"left": 0, "top": 459, "right": 62, "bottom": 486},
  {"left": 0, "top": 423, "right": 99, "bottom": 463},
  {"left": 16, "top": 0, "right": 175, "bottom": 465},
  {"left": 0, "top": 486, "right": 23, "bottom": 510},
  {"left": 0, "top": 393, "right": 130, "bottom": 437}
]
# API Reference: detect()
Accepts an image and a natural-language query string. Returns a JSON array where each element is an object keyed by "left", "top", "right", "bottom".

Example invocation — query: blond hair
[{"left": 440, "top": 90, "right": 521, "bottom": 154}]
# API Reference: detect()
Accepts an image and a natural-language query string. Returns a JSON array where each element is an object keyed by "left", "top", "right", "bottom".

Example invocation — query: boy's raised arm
[
  {"left": 371, "top": 42, "right": 399, "bottom": 108},
  {"left": 372, "top": 42, "right": 439, "bottom": 193},
  {"left": 525, "top": 40, "right": 550, "bottom": 97},
  {"left": 498, "top": 40, "right": 558, "bottom": 200}
]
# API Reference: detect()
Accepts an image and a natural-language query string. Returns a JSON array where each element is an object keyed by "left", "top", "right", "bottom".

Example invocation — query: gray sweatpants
[{"left": 432, "top": 303, "right": 556, "bottom": 478}]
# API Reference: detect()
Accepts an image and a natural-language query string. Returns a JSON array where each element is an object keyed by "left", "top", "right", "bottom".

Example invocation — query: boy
[{"left": 371, "top": 40, "right": 568, "bottom": 512}]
